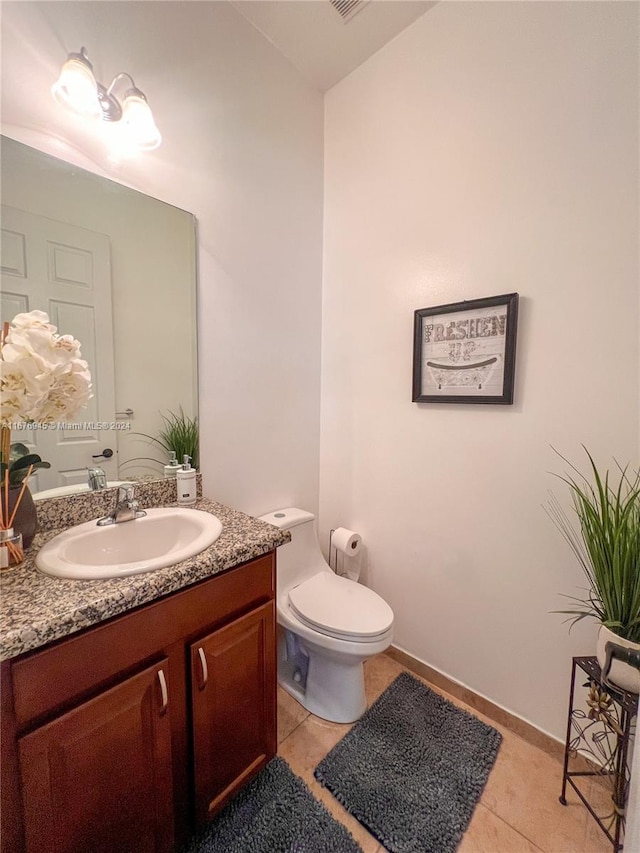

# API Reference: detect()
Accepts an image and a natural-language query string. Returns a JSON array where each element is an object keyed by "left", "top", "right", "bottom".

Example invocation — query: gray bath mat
[
  {"left": 314, "top": 672, "right": 502, "bottom": 853},
  {"left": 183, "top": 755, "right": 362, "bottom": 853}
]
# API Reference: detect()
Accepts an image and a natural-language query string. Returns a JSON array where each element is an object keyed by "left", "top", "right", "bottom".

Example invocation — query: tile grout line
[
  {"left": 277, "top": 712, "right": 312, "bottom": 750},
  {"left": 477, "top": 801, "right": 547, "bottom": 853}
]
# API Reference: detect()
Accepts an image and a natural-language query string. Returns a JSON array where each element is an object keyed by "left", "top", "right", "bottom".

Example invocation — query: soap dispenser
[
  {"left": 164, "top": 450, "right": 181, "bottom": 479},
  {"left": 176, "top": 454, "right": 197, "bottom": 505}
]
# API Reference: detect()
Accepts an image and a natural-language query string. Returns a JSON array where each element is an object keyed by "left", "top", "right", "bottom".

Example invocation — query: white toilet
[{"left": 258, "top": 507, "right": 394, "bottom": 724}]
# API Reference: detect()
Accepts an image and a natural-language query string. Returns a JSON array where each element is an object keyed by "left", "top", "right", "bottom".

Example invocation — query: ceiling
[{"left": 230, "top": 0, "right": 437, "bottom": 92}]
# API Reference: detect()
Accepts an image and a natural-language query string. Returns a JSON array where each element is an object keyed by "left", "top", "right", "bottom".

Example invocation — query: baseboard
[{"left": 385, "top": 646, "right": 564, "bottom": 762}]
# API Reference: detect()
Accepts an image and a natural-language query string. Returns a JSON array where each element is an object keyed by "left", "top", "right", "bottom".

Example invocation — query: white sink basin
[{"left": 35, "top": 508, "right": 223, "bottom": 580}]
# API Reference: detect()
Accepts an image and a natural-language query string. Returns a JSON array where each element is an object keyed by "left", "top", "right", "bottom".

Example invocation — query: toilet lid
[{"left": 288, "top": 572, "right": 393, "bottom": 640}]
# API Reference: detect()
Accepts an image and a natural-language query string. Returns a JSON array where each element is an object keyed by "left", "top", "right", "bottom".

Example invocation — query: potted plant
[
  {"left": 154, "top": 408, "right": 199, "bottom": 469},
  {"left": 124, "top": 408, "right": 199, "bottom": 474},
  {"left": 548, "top": 448, "right": 640, "bottom": 693}
]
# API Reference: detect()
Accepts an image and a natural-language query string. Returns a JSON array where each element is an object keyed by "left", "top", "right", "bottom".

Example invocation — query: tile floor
[{"left": 277, "top": 652, "right": 613, "bottom": 853}]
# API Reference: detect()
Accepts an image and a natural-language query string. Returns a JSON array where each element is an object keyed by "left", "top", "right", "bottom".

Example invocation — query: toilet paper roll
[{"left": 332, "top": 527, "right": 362, "bottom": 557}]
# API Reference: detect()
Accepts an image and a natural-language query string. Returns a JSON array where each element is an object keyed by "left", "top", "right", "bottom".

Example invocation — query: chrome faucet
[
  {"left": 97, "top": 484, "right": 147, "bottom": 526},
  {"left": 87, "top": 467, "right": 107, "bottom": 491}
]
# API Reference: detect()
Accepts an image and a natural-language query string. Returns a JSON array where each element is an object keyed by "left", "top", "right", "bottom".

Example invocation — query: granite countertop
[{"left": 0, "top": 495, "right": 290, "bottom": 662}]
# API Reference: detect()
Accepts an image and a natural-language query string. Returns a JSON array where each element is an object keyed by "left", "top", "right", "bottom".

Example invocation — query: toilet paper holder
[
  {"left": 329, "top": 527, "right": 362, "bottom": 580},
  {"left": 329, "top": 528, "right": 337, "bottom": 572}
]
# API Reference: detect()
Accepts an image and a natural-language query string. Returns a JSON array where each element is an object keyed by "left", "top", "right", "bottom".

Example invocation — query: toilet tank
[{"left": 258, "top": 508, "right": 329, "bottom": 593}]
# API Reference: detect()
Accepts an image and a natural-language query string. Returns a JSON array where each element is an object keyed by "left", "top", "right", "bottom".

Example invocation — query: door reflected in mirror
[{"left": 0, "top": 137, "right": 198, "bottom": 497}]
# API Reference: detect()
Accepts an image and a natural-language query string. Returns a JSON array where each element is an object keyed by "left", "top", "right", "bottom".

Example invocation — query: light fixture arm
[
  {"left": 100, "top": 72, "right": 149, "bottom": 122},
  {"left": 106, "top": 72, "right": 137, "bottom": 98}
]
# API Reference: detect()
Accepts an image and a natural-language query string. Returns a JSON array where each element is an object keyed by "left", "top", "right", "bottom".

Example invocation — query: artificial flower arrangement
[{"left": 1, "top": 310, "right": 92, "bottom": 565}]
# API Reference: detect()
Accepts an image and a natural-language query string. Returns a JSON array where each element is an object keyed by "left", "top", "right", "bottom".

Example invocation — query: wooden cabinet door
[
  {"left": 18, "top": 659, "right": 174, "bottom": 853},
  {"left": 191, "top": 601, "right": 276, "bottom": 822}
]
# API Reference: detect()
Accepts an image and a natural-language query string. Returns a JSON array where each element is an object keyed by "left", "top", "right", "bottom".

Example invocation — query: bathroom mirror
[{"left": 0, "top": 136, "right": 198, "bottom": 497}]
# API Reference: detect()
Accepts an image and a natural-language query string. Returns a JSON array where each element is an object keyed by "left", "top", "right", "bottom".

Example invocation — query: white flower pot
[{"left": 596, "top": 624, "right": 640, "bottom": 694}]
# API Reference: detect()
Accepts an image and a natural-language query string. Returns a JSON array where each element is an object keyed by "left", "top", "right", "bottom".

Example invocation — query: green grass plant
[
  {"left": 548, "top": 447, "right": 640, "bottom": 644},
  {"left": 156, "top": 408, "right": 199, "bottom": 469},
  {"left": 126, "top": 408, "right": 199, "bottom": 472}
]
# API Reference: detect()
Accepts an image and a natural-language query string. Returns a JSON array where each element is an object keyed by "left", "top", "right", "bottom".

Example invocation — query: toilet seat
[{"left": 288, "top": 572, "right": 393, "bottom": 642}]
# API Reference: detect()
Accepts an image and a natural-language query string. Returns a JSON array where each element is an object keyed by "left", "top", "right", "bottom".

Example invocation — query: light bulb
[
  {"left": 51, "top": 53, "right": 101, "bottom": 119},
  {"left": 121, "top": 89, "right": 161, "bottom": 150}
]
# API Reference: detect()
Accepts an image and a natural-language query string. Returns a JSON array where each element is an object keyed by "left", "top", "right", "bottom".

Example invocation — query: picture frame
[{"left": 412, "top": 292, "right": 519, "bottom": 404}]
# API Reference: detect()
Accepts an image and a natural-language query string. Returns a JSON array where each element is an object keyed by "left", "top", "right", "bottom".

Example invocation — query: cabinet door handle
[
  {"left": 157, "top": 668, "right": 169, "bottom": 715},
  {"left": 197, "top": 647, "right": 208, "bottom": 690}
]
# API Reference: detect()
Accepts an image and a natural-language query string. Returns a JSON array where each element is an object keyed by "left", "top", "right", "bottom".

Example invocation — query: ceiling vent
[{"left": 329, "top": 0, "right": 370, "bottom": 23}]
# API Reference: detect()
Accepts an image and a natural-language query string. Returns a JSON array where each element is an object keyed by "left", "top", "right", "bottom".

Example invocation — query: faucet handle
[
  {"left": 87, "top": 467, "right": 107, "bottom": 491},
  {"left": 96, "top": 482, "right": 145, "bottom": 526},
  {"left": 117, "top": 483, "right": 136, "bottom": 504}
]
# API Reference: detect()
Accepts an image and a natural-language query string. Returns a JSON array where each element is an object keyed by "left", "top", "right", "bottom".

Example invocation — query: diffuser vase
[
  {"left": 596, "top": 625, "right": 640, "bottom": 695},
  {"left": 7, "top": 484, "right": 38, "bottom": 550}
]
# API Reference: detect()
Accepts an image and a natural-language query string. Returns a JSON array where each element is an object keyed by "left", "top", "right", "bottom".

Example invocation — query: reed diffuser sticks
[
  {"left": 0, "top": 322, "right": 26, "bottom": 568},
  {"left": 0, "top": 441, "right": 27, "bottom": 568}
]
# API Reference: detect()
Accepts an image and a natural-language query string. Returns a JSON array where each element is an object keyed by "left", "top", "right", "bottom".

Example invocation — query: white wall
[
  {"left": 321, "top": 1, "right": 639, "bottom": 740},
  {"left": 1, "top": 0, "right": 324, "bottom": 517}
]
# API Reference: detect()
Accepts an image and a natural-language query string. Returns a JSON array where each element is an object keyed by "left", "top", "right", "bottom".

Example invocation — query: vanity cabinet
[
  {"left": 0, "top": 552, "right": 277, "bottom": 853},
  {"left": 18, "top": 659, "right": 174, "bottom": 853},
  {"left": 191, "top": 601, "right": 276, "bottom": 823}
]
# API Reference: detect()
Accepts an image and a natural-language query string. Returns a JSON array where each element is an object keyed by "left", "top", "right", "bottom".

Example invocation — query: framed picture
[{"left": 412, "top": 292, "right": 519, "bottom": 404}]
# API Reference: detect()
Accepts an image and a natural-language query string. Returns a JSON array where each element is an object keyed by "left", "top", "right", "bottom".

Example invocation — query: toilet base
[{"left": 278, "top": 632, "right": 368, "bottom": 724}]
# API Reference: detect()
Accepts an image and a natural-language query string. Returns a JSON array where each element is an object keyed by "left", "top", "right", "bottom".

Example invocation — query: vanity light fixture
[{"left": 51, "top": 47, "right": 161, "bottom": 151}]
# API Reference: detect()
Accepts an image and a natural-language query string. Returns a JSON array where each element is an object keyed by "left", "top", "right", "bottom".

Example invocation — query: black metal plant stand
[{"left": 559, "top": 656, "right": 638, "bottom": 852}]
